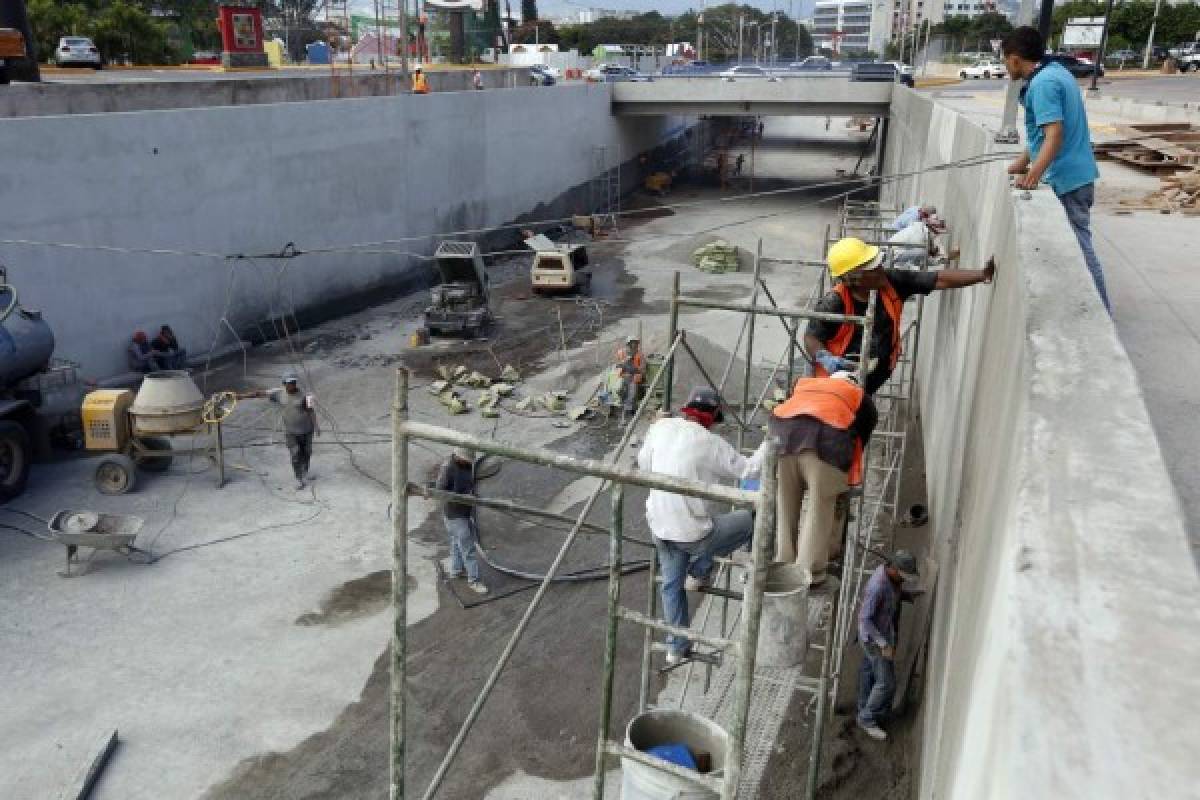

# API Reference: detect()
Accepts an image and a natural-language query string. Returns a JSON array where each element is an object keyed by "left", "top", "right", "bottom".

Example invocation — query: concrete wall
[
  {"left": 0, "top": 68, "right": 530, "bottom": 118},
  {"left": 0, "top": 84, "right": 690, "bottom": 378},
  {"left": 885, "top": 88, "right": 1200, "bottom": 798}
]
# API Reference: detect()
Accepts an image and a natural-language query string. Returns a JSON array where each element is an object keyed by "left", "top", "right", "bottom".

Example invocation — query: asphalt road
[{"left": 931, "top": 73, "right": 1200, "bottom": 103}]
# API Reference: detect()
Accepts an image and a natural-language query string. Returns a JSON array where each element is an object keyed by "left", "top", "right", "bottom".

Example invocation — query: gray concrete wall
[
  {"left": 0, "top": 84, "right": 690, "bottom": 379},
  {"left": 0, "top": 68, "right": 530, "bottom": 118},
  {"left": 885, "top": 87, "right": 1200, "bottom": 798}
]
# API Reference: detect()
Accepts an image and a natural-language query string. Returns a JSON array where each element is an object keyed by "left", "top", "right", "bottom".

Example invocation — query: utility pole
[
  {"left": 1142, "top": 0, "right": 1163, "bottom": 69},
  {"left": 996, "top": 0, "right": 1036, "bottom": 143},
  {"left": 400, "top": 0, "right": 409, "bottom": 81},
  {"left": 698, "top": 0, "right": 705, "bottom": 61},
  {"left": 739, "top": 14, "right": 745, "bottom": 63},
  {"left": 1089, "top": 0, "right": 1115, "bottom": 93},
  {"left": 770, "top": 12, "right": 778, "bottom": 68}
]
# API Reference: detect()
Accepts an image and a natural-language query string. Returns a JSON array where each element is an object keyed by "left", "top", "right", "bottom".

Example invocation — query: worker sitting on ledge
[
  {"left": 412, "top": 67, "right": 430, "bottom": 94},
  {"left": 888, "top": 204, "right": 937, "bottom": 232},
  {"left": 126, "top": 330, "right": 164, "bottom": 374},
  {"left": 151, "top": 324, "right": 187, "bottom": 370},
  {"left": 766, "top": 371, "right": 877, "bottom": 587},
  {"left": 614, "top": 335, "right": 645, "bottom": 422},
  {"left": 637, "top": 387, "right": 757, "bottom": 666},
  {"left": 804, "top": 237, "right": 995, "bottom": 395},
  {"left": 887, "top": 212, "right": 959, "bottom": 268}
]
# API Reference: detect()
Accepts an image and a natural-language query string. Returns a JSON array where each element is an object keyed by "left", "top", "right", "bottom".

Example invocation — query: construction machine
[{"left": 422, "top": 241, "right": 492, "bottom": 338}]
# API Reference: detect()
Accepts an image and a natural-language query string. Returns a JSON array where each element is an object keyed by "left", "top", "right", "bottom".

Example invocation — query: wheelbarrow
[{"left": 47, "top": 509, "right": 145, "bottom": 577}]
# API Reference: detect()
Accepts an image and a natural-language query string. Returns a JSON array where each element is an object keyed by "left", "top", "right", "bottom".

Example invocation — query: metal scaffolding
[{"left": 386, "top": 208, "right": 932, "bottom": 799}]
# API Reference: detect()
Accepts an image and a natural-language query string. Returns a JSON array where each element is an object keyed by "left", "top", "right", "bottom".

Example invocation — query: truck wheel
[
  {"left": 95, "top": 454, "right": 138, "bottom": 495},
  {"left": 133, "top": 437, "right": 173, "bottom": 472},
  {"left": 0, "top": 421, "right": 31, "bottom": 502}
]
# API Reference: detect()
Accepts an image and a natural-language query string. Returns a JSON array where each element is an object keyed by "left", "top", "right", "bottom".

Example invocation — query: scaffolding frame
[{"left": 591, "top": 145, "right": 622, "bottom": 236}]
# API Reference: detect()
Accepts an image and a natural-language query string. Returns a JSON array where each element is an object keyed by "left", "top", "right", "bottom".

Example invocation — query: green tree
[
  {"left": 90, "top": 0, "right": 171, "bottom": 63},
  {"left": 510, "top": 19, "right": 557, "bottom": 44},
  {"left": 520, "top": 0, "right": 537, "bottom": 24}
]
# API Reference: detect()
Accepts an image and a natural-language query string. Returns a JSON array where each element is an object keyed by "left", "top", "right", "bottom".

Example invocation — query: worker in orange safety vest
[
  {"left": 804, "top": 237, "right": 995, "bottom": 395},
  {"left": 614, "top": 335, "right": 645, "bottom": 421},
  {"left": 412, "top": 67, "right": 430, "bottom": 94},
  {"left": 763, "top": 371, "right": 877, "bottom": 586}
]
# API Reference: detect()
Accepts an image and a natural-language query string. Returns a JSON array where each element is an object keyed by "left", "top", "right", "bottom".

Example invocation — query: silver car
[{"left": 54, "top": 36, "right": 102, "bottom": 68}]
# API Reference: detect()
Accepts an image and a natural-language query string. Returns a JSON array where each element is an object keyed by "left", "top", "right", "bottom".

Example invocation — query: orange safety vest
[
  {"left": 773, "top": 376, "right": 868, "bottom": 485},
  {"left": 815, "top": 282, "right": 903, "bottom": 381},
  {"left": 616, "top": 347, "right": 646, "bottom": 383},
  {"left": 413, "top": 73, "right": 430, "bottom": 94}
]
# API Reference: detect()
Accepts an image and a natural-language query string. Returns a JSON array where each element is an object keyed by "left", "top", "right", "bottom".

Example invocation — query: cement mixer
[{"left": 0, "top": 267, "right": 69, "bottom": 502}]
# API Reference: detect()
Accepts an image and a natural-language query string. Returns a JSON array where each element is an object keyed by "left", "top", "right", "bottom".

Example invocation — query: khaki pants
[{"left": 775, "top": 451, "right": 849, "bottom": 579}]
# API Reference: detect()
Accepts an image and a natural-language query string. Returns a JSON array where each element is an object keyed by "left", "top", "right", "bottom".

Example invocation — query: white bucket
[
  {"left": 620, "top": 709, "right": 727, "bottom": 800},
  {"left": 755, "top": 563, "right": 811, "bottom": 668}
]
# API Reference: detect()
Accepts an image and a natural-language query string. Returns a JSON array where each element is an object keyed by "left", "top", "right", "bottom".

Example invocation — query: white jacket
[{"left": 637, "top": 416, "right": 751, "bottom": 542}]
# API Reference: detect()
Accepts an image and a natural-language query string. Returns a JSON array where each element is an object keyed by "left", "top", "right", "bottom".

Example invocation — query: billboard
[{"left": 1062, "top": 17, "right": 1105, "bottom": 48}]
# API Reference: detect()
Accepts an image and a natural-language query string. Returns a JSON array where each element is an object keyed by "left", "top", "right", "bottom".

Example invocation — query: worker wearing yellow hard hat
[{"left": 803, "top": 235, "right": 997, "bottom": 395}]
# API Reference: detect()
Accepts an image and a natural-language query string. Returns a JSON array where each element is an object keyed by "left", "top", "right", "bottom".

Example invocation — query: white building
[{"left": 813, "top": 0, "right": 878, "bottom": 54}]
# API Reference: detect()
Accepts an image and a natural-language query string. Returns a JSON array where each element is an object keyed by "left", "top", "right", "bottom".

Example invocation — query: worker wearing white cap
[
  {"left": 436, "top": 447, "right": 487, "bottom": 595},
  {"left": 246, "top": 373, "right": 319, "bottom": 490}
]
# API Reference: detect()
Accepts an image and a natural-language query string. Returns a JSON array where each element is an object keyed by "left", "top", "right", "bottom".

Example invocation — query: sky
[{"left": 348, "top": 0, "right": 818, "bottom": 24}]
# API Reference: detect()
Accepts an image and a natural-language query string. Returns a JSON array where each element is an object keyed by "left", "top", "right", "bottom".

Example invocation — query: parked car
[
  {"left": 959, "top": 60, "right": 1003, "bottom": 79},
  {"left": 529, "top": 63, "right": 561, "bottom": 79},
  {"left": 53, "top": 36, "right": 102, "bottom": 68},
  {"left": 1047, "top": 54, "right": 1104, "bottom": 78},
  {"left": 585, "top": 63, "right": 625, "bottom": 81},
  {"left": 1107, "top": 49, "right": 1137, "bottom": 62},
  {"left": 529, "top": 65, "right": 556, "bottom": 86},
  {"left": 720, "top": 65, "right": 769, "bottom": 79},
  {"left": 790, "top": 56, "right": 832, "bottom": 71}
]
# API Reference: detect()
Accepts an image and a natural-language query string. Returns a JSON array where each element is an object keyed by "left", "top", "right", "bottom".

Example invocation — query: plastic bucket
[
  {"left": 621, "top": 709, "right": 727, "bottom": 800},
  {"left": 755, "top": 563, "right": 810, "bottom": 668}
]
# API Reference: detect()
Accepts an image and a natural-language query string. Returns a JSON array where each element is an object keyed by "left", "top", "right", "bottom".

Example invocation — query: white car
[
  {"left": 720, "top": 65, "right": 769, "bottom": 79},
  {"left": 530, "top": 63, "right": 561, "bottom": 80},
  {"left": 53, "top": 36, "right": 102, "bottom": 68},
  {"left": 888, "top": 61, "right": 915, "bottom": 77},
  {"left": 959, "top": 60, "right": 1003, "bottom": 79},
  {"left": 585, "top": 63, "right": 624, "bottom": 81}
]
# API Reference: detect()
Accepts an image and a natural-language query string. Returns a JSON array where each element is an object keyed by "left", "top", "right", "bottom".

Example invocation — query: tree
[
  {"left": 510, "top": 19, "right": 557, "bottom": 44},
  {"left": 520, "top": 0, "right": 537, "bottom": 24}
]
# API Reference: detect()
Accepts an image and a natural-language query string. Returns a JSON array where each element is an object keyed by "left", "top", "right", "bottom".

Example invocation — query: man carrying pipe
[
  {"left": 637, "top": 387, "right": 758, "bottom": 665},
  {"left": 766, "top": 371, "right": 877, "bottom": 586},
  {"left": 856, "top": 549, "right": 920, "bottom": 741},
  {"left": 804, "top": 237, "right": 995, "bottom": 395},
  {"left": 1002, "top": 26, "right": 1110, "bottom": 312}
]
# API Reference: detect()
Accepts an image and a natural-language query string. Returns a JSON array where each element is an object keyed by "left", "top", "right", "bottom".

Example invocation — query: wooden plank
[
  {"left": 58, "top": 729, "right": 118, "bottom": 800},
  {"left": 1139, "top": 138, "right": 1199, "bottom": 165}
]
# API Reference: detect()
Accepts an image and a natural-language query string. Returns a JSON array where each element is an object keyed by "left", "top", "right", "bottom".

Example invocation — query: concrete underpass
[{"left": 0, "top": 74, "right": 1196, "bottom": 800}]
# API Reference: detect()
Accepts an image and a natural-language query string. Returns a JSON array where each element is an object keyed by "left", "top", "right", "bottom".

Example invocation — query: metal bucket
[
  {"left": 621, "top": 709, "right": 727, "bottom": 800},
  {"left": 756, "top": 563, "right": 810, "bottom": 668}
]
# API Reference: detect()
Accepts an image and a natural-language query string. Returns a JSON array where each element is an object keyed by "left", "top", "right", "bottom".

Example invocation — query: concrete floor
[{"left": 0, "top": 115, "right": 880, "bottom": 799}]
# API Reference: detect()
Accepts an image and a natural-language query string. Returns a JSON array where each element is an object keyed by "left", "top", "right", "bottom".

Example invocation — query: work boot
[
  {"left": 467, "top": 580, "right": 488, "bottom": 595},
  {"left": 857, "top": 718, "right": 887, "bottom": 741},
  {"left": 684, "top": 574, "right": 711, "bottom": 592}
]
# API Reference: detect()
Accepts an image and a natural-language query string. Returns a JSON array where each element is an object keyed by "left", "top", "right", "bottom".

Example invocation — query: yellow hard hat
[{"left": 827, "top": 237, "right": 881, "bottom": 278}]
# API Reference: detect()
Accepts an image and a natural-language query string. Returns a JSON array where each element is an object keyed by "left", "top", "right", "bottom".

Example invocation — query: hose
[{"left": 0, "top": 284, "right": 19, "bottom": 325}]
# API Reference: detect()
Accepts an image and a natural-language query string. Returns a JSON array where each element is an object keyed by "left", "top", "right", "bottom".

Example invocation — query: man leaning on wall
[{"left": 1002, "top": 26, "right": 1111, "bottom": 312}]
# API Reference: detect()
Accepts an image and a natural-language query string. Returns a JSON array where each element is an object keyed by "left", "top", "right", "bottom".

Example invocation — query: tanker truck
[{"left": 0, "top": 267, "right": 80, "bottom": 502}]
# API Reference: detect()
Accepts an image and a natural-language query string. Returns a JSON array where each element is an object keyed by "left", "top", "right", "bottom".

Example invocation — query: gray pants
[{"left": 285, "top": 433, "right": 313, "bottom": 481}]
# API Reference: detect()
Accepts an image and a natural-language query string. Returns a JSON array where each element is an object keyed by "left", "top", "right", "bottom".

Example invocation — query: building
[{"left": 813, "top": 0, "right": 877, "bottom": 54}]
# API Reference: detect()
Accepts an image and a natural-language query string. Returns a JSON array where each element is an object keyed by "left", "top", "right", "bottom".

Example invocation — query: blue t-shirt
[{"left": 1023, "top": 61, "right": 1099, "bottom": 196}]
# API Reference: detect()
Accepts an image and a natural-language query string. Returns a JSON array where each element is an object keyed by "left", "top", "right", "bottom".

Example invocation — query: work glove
[{"left": 815, "top": 350, "right": 847, "bottom": 374}]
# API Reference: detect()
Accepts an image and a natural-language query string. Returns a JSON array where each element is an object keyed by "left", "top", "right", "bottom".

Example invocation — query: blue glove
[{"left": 815, "top": 350, "right": 846, "bottom": 374}]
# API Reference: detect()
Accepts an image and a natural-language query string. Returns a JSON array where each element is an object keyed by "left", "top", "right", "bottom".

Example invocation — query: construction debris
[
  {"left": 1121, "top": 167, "right": 1200, "bottom": 213},
  {"left": 692, "top": 240, "right": 740, "bottom": 273},
  {"left": 567, "top": 406, "right": 592, "bottom": 421},
  {"left": 1095, "top": 123, "right": 1200, "bottom": 175},
  {"left": 492, "top": 383, "right": 515, "bottom": 397},
  {"left": 438, "top": 388, "right": 469, "bottom": 414},
  {"left": 500, "top": 365, "right": 521, "bottom": 383},
  {"left": 538, "top": 391, "right": 569, "bottom": 413},
  {"left": 462, "top": 371, "right": 492, "bottom": 388}
]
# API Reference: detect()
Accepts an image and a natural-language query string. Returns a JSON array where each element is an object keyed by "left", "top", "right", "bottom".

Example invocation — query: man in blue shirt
[
  {"left": 856, "top": 550, "right": 919, "bottom": 741},
  {"left": 1002, "top": 26, "right": 1110, "bottom": 311}
]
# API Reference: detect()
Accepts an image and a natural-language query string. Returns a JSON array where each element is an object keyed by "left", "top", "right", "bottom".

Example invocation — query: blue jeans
[
  {"left": 857, "top": 642, "right": 896, "bottom": 726},
  {"left": 1058, "top": 183, "right": 1111, "bottom": 312},
  {"left": 445, "top": 516, "right": 480, "bottom": 582},
  {"left": 654, "top": 510, "right": 755, "bottom": 657}
]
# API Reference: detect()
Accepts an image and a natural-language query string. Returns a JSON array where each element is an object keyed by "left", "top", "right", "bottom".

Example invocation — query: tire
[
  {"left": 0, "top": 64, "right": 9, "bottom": 86},
  {"left": 95, "top": 454, "right": 137, "bottom": 495},
  {"left": 0, "top": 420, "right": 32, "bottom": 503},
  {"left": 132, "top": 436, "right": 172, "bottom": 472}
]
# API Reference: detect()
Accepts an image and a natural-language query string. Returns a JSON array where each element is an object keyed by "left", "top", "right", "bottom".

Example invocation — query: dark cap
[{"left": 684, "top": 386, "right": 724, "bottom": 424}]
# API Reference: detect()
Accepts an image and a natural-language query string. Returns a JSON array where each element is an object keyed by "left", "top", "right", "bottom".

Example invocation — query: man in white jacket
[{"left": 637, "top": 386, "right": 756, "bottom": 665}]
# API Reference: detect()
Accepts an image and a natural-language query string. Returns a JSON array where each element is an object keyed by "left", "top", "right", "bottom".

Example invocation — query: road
[{"left": 929, "top": 73, "right": 1200, "bottom": 104}]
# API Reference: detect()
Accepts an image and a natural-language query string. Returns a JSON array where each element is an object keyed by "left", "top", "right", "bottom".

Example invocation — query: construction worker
[
  {"left": 247, "top": 374, "right": 319, "bottom": 490},
  {"left": 126, "top": 330, "right": 164, "bottom": 373},
  {"left": 1003, "top": 26, "right": 1109, "bottom": 311},
  {"left": 437, "top": 447, "right": 488, "bottom": 595},
  {"left": 857, "top": 549, "right": 920, "bottom": 741},
  {"left": 614, "top": 335, "right": 645, "bottom": 421},
  {"left": 804, "top": 237, "right": 996, "bottom": 395},
  {"left": 412, "top": 66, "right": 430, "bottom": 94},
  {"left": 888, "top": 204, "right": 937, "bottom": 232},
  {"left": 472, "top": 68, "right": 483, "bottom": 90},
  {"left": 637, "top": 387, "right": 756, "bottom": 665},
  {"left": 768, "top": 371, "right": 877, "bottom": 585},
  {"left": 888, "top": 213, "right": 954, "bottom": 268},
  {"left": 151, "top": 324, "right": 187, "bottom": 370}
]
